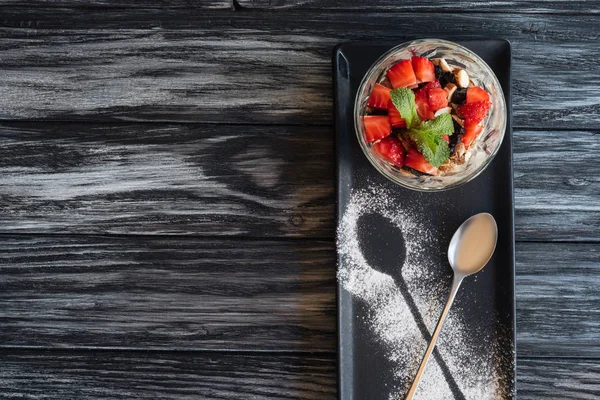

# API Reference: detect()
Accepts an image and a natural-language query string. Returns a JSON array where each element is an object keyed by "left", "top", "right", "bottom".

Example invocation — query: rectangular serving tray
[{"left": 335, "top": 40, "right": 515, "bottom": 400}]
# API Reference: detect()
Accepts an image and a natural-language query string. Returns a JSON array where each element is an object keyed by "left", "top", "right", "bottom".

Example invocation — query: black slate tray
[{"left": 334, "top": 41, "right": 515, "bottom": 400}]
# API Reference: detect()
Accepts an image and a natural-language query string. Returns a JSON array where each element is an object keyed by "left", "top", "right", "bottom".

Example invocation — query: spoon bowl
[{"left": 448, "top": 213, "right": 498, "bottom": 276}]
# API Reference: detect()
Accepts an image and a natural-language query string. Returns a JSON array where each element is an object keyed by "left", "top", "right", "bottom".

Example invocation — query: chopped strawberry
[
  {"left": 373, "top": 136, "right": 405, "bottom": 168},
  {"left": 363, "top": 115, "right": 392, "bottom": 142},
  {"left": 411, "top": 56, "right": 435, "bottom": 83},
  {"left": 441, "top": 134, "right": 450, "bottom": 143},
  {"left": 466, "top": 86, "right": 490, "bottom": 104},
  {"left": 404, "top": 148, "right": 438, "bottom": 175},
  {"left": 386, "top": 60, "right": 417, "bottom": 88},
  {"left": 458, "top": 100, "right": 491, "bottom": 124},
  {"left": 367, "top": 83, "right": 392, "bottom": 110},
  {"left": 388, "top": 103, "right": 407, "bottom": 128},
  {"left": 462, "top": 120, "right": 483, "bottom": 147},
  {"left": 427, "top": 88, "right": 449, "bottom": 111},
  {"left": 421, "top": 79, "right": 441, "bottom": 91},
  {"left": 414, "top": 88, "right": 435, "bottom": 120}
]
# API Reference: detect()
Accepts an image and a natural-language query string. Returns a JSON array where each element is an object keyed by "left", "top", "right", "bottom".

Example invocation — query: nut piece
[
  {"left": 454, "top": 69, "right": 470, "bottom": 88},
  {"left": 431, "top": 59, "right": 440, "bottom": 66},
  {"left": 434, "top": 107, "right": 452, "bottom": 117},
  {"left": 444, "top": 83, "right": 457, "bottom": 102},
  {"left": 397, "top": 134, "right": 412, "bottom": 152},
  {"left": 439, "top": 58, "right": 452, "bottom": 72},
  {"left": 455, "top": 142, "right": 466, "bottom": 158},
  {"left": 438, "top": 160, "right": 455, "bottom": 174}
]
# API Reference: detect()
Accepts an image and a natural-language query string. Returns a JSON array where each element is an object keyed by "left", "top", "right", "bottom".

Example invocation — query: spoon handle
[{"left": 405, "top": 274, "right": 465, "bottom": 400}]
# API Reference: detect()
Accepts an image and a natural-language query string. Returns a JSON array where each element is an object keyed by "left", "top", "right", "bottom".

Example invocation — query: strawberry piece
[
  {"left": 411, "top": 56, "right": 435, "bottom": 83},
  {"left": 462, "top": 120, "right": 483, "bottom": 147},
  {"left": 388, "top": 103, "right": 407, "bottom": 128},
  {"left": 414, "top": 88, "right": 435, "bottom": 120},
  {"left": 363, "top": 115, "right": 392, "bottom": 143},
  {"left": 373, "top": 136, "right": 405, "bottom": 168},
  {"left": 427, "top": 88, "right": 449, "bottom": 111},
  {"left": 386, "top": 60, "right": 417, "bottom": 88},
  {"left": 421, "top": 79, "right": 441, "bottom": 91},
  {"left": 404, "top": 148, "right": 438, "bottom": 175},
  {"left": 466, "top": 86, "right": 490, "bottom": 104},
  {"left": 367, "top": 83, "right": 392, "bottom": 110},
  {"left": 458, "top": 100, "right": 491, "bottom": 124}
]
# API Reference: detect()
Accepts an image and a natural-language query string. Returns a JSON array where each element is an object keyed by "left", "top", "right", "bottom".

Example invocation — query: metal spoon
[{"left": 405, "top": 213, "right": 498, "bottom": 400}]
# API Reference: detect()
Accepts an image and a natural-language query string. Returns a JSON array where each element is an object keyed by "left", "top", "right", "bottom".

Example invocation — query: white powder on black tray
[{"left": 337, "top": 185, "right": 511, "bottom": 399}]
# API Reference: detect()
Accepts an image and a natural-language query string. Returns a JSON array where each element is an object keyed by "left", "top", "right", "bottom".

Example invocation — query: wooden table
[{"left": 0, "top": 2, "right": 599, "bottom": 399}]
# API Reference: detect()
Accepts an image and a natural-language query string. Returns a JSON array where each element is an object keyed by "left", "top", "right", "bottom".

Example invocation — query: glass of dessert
[{"left": 355, "top": 39, "right": 507, "bottom": 191}]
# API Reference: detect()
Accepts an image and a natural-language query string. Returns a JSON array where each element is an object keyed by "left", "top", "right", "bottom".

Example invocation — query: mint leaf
[
  {"left": 408, "top": 113, "right": 455, "bottom": 167},
  {"left": 408, "top": 129, "right": 449, "bottom": 168},
  {"left": 419, "top": 113, "right": 454, "bottom": 137},
  {"left": 390, "top": 89, "right": 454, "bottom": 167},
  {"left": 390, "top": 88, "right": 421, "bottom": 129}
]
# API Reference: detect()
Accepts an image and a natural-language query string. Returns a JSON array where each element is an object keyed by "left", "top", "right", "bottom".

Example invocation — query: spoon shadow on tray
[{"left": 356, "top": 213, "right": 465, "bottom": 400}]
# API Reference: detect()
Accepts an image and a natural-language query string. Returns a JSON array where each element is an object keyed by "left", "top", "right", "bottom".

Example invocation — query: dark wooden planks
[
  {"left": 0, "top": 0, "right": 232, "bottom": 8},
  {"left": 0, "top": 123, "right": 334, "bottom": 237},
  {"left": 0, "top": 350, "right": 599, "bottom": 399},
  {"left": 0, "top": 350, "right": 337, "bottom": 400},
  {"left": 0, "top": 10, "right": 600, "bottom": 127},
  {"left": 5, "top": 0, "right": 600, "bottom": 13},
  {"left": 0, "top": 236, "right": 598, "bottom": 358},
  {"left": 516, "top": 243, "right": 600, "bottom": 357},
  {"left": 1, "top": 123, "right": 598, "bottom": 241},
  {"left": 0, "top": 237, "right": 336, "bottom": 351},
  {"left": 236, "top": 0, "right": 600, "bottom": 13},
  {"left": 517, "top": 358, "right": 600, "bottom": 400},
  {"left": 514, "top": 130, "right": 600, "bottom": 242}
]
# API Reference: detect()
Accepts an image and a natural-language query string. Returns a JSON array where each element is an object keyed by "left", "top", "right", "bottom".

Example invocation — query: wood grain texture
[
  {"left": 4, "top": 0, "right": 600, "bottom": 13},
  {"left": 0, "top": 236, "right": 598, "bottom": 358},
  {"left": 0, "top": 350, "right": 598, "bottom": 400},
  {"left": 236, "top": 0, "right": 600, "bottom": 13},
  {"left": 0, "top": 0, "right": 232, "bottom": 8},
  {"left": 514, "top": 130, "right": 600, "bottom": 242},
  {"left": 1, "top": 10, "right": 600, "bottom": 127},
  {"left": 0, "top": 123, "right": 334, "bottom": 237},
  {"left": 0, "top": 350, "right": 337, "bottom": 400},
  {"left": 1, "top": 124, "right": 598, "bottom": 241},
  {"left": 516, "top": 243, "right": 600, "bottom": 357},
  {"left": 0, "top": 237, "right": 336, "bottom": 351},
  {"left": 517, "top": 358, "right": 600, "bottom": 400}
]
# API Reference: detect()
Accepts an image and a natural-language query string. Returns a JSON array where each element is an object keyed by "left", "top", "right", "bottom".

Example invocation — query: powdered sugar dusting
[{"left": 337, "top": 185, "right": 511, "bottom": 399}]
